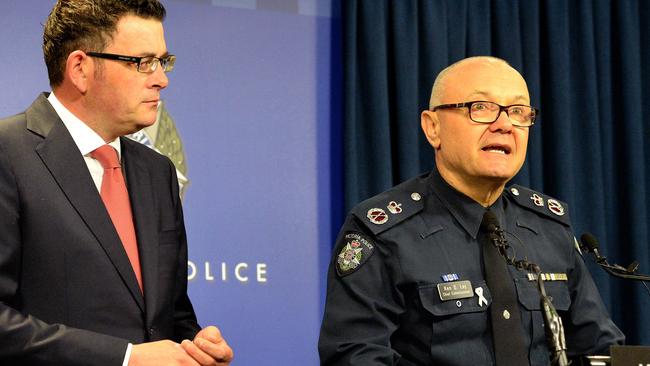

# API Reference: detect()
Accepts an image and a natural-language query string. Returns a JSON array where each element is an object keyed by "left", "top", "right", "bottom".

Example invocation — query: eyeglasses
[
  {"left": 431, "top": 101, "right": 539, "bottom": 127},
  {"left": 86, "top": 52, "right": 176, "bottom": 73}
]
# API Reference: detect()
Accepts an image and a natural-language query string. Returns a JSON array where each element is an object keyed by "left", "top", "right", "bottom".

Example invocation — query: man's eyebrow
[{"left": 136, "top": 51, "right": 169, "bottom": 58}]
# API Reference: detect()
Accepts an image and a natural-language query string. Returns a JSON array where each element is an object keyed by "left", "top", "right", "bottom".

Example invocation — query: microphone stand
[
  {"left": 579, "top": 235, "right": 650, "bottom": 297},
  {"left": 536, "top": 270, "right": 569, "bottom": 366},
  {"left": 488, "top": 223, "right": 569, "bottom": 366},
  {"left": 590, "top": 256, "right": 650, "bottom": 282}
]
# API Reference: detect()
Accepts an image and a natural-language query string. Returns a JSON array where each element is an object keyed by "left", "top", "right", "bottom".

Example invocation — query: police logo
[
  {"left": 547, "top": 199, "right": 565, "bottom": 216},
  {"left": 336, "top": 232, "right": 375, "bottom": 276},
  {"left": 338, "top": 241, "right": 363, "bottom": 272},
  {"left": 367, "top": 208, "right": 388, "bottom": 225}
]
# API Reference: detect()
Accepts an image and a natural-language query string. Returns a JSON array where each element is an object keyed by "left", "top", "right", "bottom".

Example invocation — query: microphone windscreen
[{"left": 580, "top": 233, "right": 600, "bottom": 252}]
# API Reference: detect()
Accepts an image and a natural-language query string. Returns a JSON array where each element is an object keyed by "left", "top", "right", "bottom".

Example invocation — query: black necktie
[{"left": 480, "top": 210, "right": 530, "bottom": 366}]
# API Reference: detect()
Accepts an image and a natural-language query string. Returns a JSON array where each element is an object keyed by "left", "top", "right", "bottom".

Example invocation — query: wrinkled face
[
  {"left": 86, "top": 15, "right": 169, "bottom": 140},
  {"left": 422, "top": 59, "right": 531, "bottom": 190}
]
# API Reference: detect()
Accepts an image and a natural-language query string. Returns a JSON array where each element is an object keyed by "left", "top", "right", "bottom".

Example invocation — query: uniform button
[
  {"left": 411, "top": 192, "right": 421, "bottom": 201},
  {"left": 503, "top": 310, "right": 511, "bottom": 319},
  {"left": 149, "top": 327, "right": 155, "bottom": 336},
  {"left": 510, "top": 188, "right": 520, "bottom": 196},
  {"left": 456, "top": 300, "right": 462, "bottom": 308}
]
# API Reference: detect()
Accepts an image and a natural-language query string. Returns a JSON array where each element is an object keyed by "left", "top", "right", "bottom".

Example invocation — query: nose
[
  {"left": 151, "top": 65, "right": 169, "bottom": 90},
  {"left": 489, "top": 109, "right": 514, "bottom": 133}
]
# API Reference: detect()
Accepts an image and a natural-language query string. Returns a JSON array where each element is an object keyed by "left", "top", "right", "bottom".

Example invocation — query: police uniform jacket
[{"left": 318, "top": 169, "right": 624, "bottom": 366}]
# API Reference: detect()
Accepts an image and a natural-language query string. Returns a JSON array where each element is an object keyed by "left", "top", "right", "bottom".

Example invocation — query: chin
[
  {"left": 480, "top": 162, "right": 522, "bottom": 180},
  {"left": 138, "top": 115, "right": 158, "bottom": 128},
  {"left": 480, "top": 170, "right": 515, "bottom": 184},
  {"left": 125, "top": 121, "right": 154, "bottom": 136}
]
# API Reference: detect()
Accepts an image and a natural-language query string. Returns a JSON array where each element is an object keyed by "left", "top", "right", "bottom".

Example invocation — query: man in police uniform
[{"left": 318, "top": 56, "right": 624, "bottom": 365}]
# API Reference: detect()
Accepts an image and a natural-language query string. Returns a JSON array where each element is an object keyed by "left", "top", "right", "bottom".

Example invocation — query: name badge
[{"left": 437, "top": 280, "right": 474, "bottom": 301}]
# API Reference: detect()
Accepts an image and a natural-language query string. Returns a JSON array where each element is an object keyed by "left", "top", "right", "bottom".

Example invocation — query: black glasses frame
[
  {"left": 431, "top": 101, "right": 539, "bottom": 127},
  {"left": 86, "top": 52, "right": 176, "bottom": 73}
]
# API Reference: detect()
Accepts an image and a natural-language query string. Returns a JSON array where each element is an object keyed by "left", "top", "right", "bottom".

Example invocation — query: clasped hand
[{"left": 130, "top": 326, "right": 234, "bottom": 366}]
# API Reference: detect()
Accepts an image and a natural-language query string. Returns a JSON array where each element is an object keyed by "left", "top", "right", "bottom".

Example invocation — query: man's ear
[
  {"left": 64, "top": 50, "right": 92, "bottom": 94},
  {"left": 421, "top": 110, "right": 441, "bottom": 150}
]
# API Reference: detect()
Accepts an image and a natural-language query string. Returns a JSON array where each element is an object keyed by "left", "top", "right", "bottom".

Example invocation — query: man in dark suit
[{"left": 0, "top": 1, "right": 233, "bottom": 365}]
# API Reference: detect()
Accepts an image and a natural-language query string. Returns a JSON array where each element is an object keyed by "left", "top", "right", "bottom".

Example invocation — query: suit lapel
[
  {"left": 30, "top": 95, "right": 145, "bottom": 312},
  {"left": 121, "top": 138, "right": 159, "bottom": 324}
]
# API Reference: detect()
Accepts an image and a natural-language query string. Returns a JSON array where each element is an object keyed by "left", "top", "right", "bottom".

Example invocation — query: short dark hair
[{"left": 43, "top": 0, "right": 166, "bottom": 87}]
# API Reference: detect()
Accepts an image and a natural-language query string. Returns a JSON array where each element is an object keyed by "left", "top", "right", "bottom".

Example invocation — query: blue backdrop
[{"left": 0, "top": 1, "right": 341, "bottom": 365}]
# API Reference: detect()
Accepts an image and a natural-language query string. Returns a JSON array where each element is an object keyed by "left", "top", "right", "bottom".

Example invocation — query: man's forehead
[
  {"left": 442, "top": 66, "right": 530, "bottom": 102},
  {"left": 106, "top": 15, "right": 166, "bottom": 54},
  {"left": 464, "top": 90, "right": 529, "bottom": 103}
]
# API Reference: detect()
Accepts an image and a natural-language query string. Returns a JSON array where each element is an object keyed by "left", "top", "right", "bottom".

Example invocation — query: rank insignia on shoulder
[
  {"left": 350, "top": 179, "right": 426, "bottom": 235},
  {"left": 367, "top": 208, "right": 388, "bottom": 225},
  {"left": 547, "top": 199, "right": 565, "bottom": 216},
  {"left": 387, "top": 201, "right": 403, "bottom": 214},
  {"left": 506, "top": 185, "right": 571, "bottom": 226},
  {"left": 530, "top": 193, "right": 544, "bottom": 207},
  {"left": 336, "top": 232, "right": 375, "bottom": 276}
]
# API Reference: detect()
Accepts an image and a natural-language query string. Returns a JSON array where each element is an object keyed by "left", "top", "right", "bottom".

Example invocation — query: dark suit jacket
[{"left": 0, "top": 94, "right": 200, "bottom": 365}]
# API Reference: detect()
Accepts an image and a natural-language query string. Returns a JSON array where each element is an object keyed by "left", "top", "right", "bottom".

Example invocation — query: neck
[
  {"left": 51, "top": 87, "right": 117, "bottom": 143},
  {"left": 436, "top": 165, "right": 506, "bottom": 207}
]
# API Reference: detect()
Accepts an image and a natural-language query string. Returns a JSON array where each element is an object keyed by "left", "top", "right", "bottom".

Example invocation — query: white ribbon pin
[{"left": 475, "top": 287, "right": 488, "bottom": 307}]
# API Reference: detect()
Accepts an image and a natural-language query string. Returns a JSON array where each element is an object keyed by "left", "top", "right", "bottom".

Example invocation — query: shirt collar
[
  {"left": 429, "top": 168, "right": 506, "bottom": 239},
  {"left": 47, "top": 92, "right": 121, "bottom": 159}
]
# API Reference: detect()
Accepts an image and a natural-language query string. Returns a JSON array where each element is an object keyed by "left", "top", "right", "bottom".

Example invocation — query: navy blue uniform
[{"left": 319, "top": 170, "right": 624, "bottom": 366}]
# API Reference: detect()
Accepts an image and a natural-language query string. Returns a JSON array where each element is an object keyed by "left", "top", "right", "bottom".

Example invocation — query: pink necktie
[{"left": 91, "top": 145, "right": 143, "bottom": 292}]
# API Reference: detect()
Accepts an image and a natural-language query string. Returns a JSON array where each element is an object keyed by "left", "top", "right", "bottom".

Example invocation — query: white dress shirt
[{"left": 46, "top": 92, "right": 133, "bottom": 366}]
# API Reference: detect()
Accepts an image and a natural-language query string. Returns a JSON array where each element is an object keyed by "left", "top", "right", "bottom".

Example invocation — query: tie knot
[
  {"left": 480, "top": 210, "right": 500, "bottom": 233},
  {"left": 91, "top": 145, "right": 120, "bottom": 169}
]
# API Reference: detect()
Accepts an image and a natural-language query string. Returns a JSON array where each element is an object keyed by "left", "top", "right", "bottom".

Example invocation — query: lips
[{"left": 481, "top": 143, "right": 512, "bottom": 155}]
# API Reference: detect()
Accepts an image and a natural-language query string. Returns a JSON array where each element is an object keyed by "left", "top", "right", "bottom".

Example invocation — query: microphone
[
  {"left": 481, "top": 211, "right": 511, "bottom": 264},
  {"left": 482, "top": 211, "right": 568, "bottom": 365},
  {"left": 581, "top": 233, "right": 627, "bottom": 271},
  {"left": 579, "top": 233, "right": 650, "bottom": 295},
  {"left": 580, "top": 233, "right": 603, "bottom": 261}
]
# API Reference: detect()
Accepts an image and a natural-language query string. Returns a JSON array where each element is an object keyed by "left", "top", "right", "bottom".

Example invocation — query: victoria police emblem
[{"left": 336, "top": 232, "right": 375, "bottom": 276}]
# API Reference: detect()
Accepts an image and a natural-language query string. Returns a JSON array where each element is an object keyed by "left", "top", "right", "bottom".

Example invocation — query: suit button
[{"left": 149, "top": 327, "right": 155, "bottom": 336}]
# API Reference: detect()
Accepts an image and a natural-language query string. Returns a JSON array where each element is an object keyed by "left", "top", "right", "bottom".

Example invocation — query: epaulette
[
  {"left": 505, "top": 185, "right": 571, "bottom": 226},
  {"left": 351, "top": 179, "right": 426, "bottom": 235}
]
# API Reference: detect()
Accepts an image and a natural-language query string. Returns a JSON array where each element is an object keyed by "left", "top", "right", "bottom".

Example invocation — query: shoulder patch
[
  {"left": 506, "top": 185, "right": 571, "bottom": 226},
  {"left": 336, "top": 232, "right": 376, "bottom": 277},
  {"left": 351, "top": 187, "right": 425, "bottom": 235}
]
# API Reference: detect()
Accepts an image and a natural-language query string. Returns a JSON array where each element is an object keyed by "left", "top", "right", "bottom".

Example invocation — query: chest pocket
[
  {"left": 514, "top": 278, "right": 571, "bottom": 311},
  {"left": 514, "top": 277, "right": 572, "bottom": 365},
  {"left": 418, "top": 281, "right": 493, "bottom": 365}
]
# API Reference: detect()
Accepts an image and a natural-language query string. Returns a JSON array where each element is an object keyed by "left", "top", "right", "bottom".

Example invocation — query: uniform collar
[{"left": 429, "top": 168, "right": 506, "bottom": 239}]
